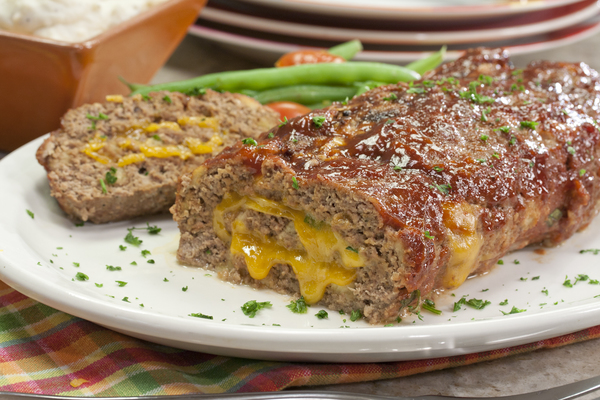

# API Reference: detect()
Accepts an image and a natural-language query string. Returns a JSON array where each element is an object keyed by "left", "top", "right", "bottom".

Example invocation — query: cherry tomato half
[
  {"left": 266, "top": 101, "right": 312, "bottom": 120},
  {"left": 275, "top": 50, "right": 345, "bottom": 67}
]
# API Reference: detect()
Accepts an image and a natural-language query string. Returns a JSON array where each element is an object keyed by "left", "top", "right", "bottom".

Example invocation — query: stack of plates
[{"left": 189, "top": 0, "right": 600, "bottom": 64}]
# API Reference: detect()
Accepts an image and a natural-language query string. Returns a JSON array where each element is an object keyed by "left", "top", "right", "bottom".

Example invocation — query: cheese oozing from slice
[{"left": 213, "top": 193, "right": 365, "bottom": 304}]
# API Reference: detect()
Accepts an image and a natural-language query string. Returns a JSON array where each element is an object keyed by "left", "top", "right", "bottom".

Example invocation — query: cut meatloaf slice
[
  {"left": 171, "top": 48, "right": 600, "bottom": 324},
  {"left": 36, "top": 90, "right": 279, "bottom": 223}
]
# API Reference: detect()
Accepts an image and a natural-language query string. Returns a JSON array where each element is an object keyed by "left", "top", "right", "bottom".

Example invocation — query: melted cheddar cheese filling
[
  {"left": 441, "top": 202, "right": 483, "bottom": 289},
  {"left": 214, "top": 193, "right": 365, "bottom": 304}
]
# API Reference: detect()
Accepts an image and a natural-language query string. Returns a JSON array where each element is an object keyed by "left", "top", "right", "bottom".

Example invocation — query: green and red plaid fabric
[{"left": 1, "top": 279, "right": 600, "bottom": 396}]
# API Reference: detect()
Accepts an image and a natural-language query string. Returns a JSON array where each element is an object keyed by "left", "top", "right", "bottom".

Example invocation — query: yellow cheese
[
  {"left": 144, "top": 121, "right": 181, "bottom": 133},
  {"left": 117, "top": 153, "right": 146, "bottom": 167},
  {"left": 214, "top": 193, "right": 364, "bottom": 304},
  {"left": 140, "top": 144, "right": 193, "bottom": 160},
  {"left": 178, "top": 116, "right": 219, "bottom": 131},
  {"left": 441, "top": 202, "right": 483, "bottom": 289},
  {"left": 81, "top": 139, "right": 109, "bottom": 164},
  {"left": 105, "top": 94, "right": 123, "bottom": 103}
]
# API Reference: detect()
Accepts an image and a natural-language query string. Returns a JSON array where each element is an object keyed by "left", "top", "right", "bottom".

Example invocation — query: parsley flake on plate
[
  {"left": 241, "top": 300, "right": 272, "bottom": 318},
  {"left": 287, "top": 296, "right": 308, "bottom": 314}
]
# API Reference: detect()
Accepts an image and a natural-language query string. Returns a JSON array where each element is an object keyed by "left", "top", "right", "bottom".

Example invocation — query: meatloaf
[
  {"left": 36, "top": 90, "right": 279, "bottom": 223},
  {"left": 171, "top": 48, "right": 600, "bottom": 324}
]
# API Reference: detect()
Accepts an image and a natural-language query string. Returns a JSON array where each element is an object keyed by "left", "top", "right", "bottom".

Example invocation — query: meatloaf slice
[
  {"left": 171, "top": 48, "right": 600, "bottom": 324},
  {"left": 36, "top": 90, "right": 279, "bottom": 223}
]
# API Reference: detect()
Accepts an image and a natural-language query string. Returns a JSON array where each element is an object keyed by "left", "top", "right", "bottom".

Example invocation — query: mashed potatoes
[{"left": 0, "top": 0, "right": 169, "bottom": 42}]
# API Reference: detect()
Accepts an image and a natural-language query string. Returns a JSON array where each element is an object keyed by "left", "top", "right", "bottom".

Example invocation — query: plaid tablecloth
[{"left": 1, "top": 279, "right": 600, "bottom": 397}]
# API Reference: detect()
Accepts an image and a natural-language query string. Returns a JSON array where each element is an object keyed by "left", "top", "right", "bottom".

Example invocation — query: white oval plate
[
  {"left": 199, "top": 1, "right": 599, "bottom": 45},
  {"left": 238, "top": 0, "right": 583, "bottom": 20},
  {"left": 1, "top": 137, "right": 600, "bottom": 362},
  {"left": 188, "top": 17, "right": 600, "bottom": 64}
]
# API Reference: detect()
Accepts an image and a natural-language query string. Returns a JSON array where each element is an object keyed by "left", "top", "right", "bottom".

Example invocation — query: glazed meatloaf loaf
[
  {"left": 172, "top": 48, "right": 600, "bottom": 324},
  {"left": 36, "top": 90, "right": 279, "bottom": 223}
]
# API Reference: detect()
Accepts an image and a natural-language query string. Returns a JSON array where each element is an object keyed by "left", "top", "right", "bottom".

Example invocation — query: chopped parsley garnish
[
  {"left": 532, "top": 276, "right": 540, "bottom": 280},
  {"left": 345, "top": 246, "right": 358, "bottom": 253},
  {"left": 424, "top": 231, "right": 434, "bottom": 240},
  {"left": 73, "top": 262, "right": 80, "bottom": 267},
  {"left": 465, "top": 298, "right": 491, "bottom": 310},
  {"left": 431, "top": 182, "right": 451, "bottom": 195},
  {"left": 520, "top": 121, "right": 539, "bottom": 130},
  {"left": 189, "top": 312, "right": 213, "bottom": 319},
  {"left": 141, "top": 250, "right": 151, "bottom": 258},
  {"left": 495, "top": 126, "right": 510, "bottom": 134},
  {"left": 242, "top": 138, "right": 257, "bottom": 146},
  {"left": 122, "top": 297, "right": 131, "bottom": 303},
  {"left": 422, "top": 299, "right": 442, "bottom": 315},
  {"left": 508, "top": 136, "right": 517, "bottom": 146},
  {"left": 163, "top": 278, "right": 169, "bottom": 282},
  {"left": 480, "top": 134, "right": 489, "bottom": 142},
  {"left": 182, "top": 286, "right": 188, "bottom": 292},
  {"left": 26, "top": 209, "right": 34, "bottom": 219},
  {"left": 205, "top": 248, "right": 212, "bottom": 255},
  {"left": 95, "top": 283, "right": 103, "bottom": 288},
  {"left": 385, "top": 119, "right": 394, "bottom": 124},
  {"left": 75, "top": 272, "right": 89, "bottom": 281},
  {"left": 119, "top": 245, "right": 126, "bottom": 251},
  {"left": 278, "top": 116, "right": 288, "bottom": 127},
  {"left": 433, "top": 166, "right": 444, "bottom": 172},
  {"left": 291, "top": 176, "right": 299, "bottom": 189},
  {"left": 501, "top": 306, "right": 526, "bottom": 315},
  {"left": 542, "top": 288, "right": 549, "bottom": 295},
  {"left": 115, "top": 281, "right": 127, "bottom": 287},
  {"left": 459, "top": 81, "right": 495, "bottom": 104},
  {"left": 124, "top": 231, "right": 142, "bottom": 246},
  {"left": 580, "top": 169, "right": 586, "bottom": 177},
  {"left": 350, "top": 310, "right": 362, "bottom": 321},
  {"left": 478, "top": 74, "right": 494, "bottom": 85},
  {"left": 497, "top": 259, "right": 504, "bottom": 265},
  {"left": 268, "top": 132, "right": 275, "bottom": 138},
  {"left": 147, "top": 259, "right": 155, "bottom": 264},
  {"left": 574, "top": 274, "right": 589, "bottom": 284},
  {"left": 162, "top": 95, "right": 172, "bottom": 104},
  {"left": 513, "top": 259, "right": 520, "bottom": 265},
  {"left": 287, "top": 296, "right": 308, "bottom": 314},
  {"left": 563, "top": 275, "right": 573, "bottom": 288},
  {"left": 241, "top": 300, "right": 272, "bottom": 317},
  {"left": 499, "top": 299, "right": 508, "bottom": 305},
  {"left": 580, "top": 249, "right": 600, "bottom": 255},
  {"left": 590, "top": 279, "right": 599, "bottom": 285},
  {"left": 99, "top": 178, "right": 108, "bottom": 194},
  {"left": 131, "top": 261, "right": 137, "bottom": 266},
  {"left": 520, "top": 277, "right": 527, "bottom": 281},
  {"left": 393, "top": 165, "right": 402, "bottom": 171},
  {"left": 106, "top": 265, "right": 121, "bottom": 271},
  {"left": 567, "top": 146, "right": 576, "bottom": 155},
  {"left": 152, "top": 134, "right": 161, "bottom": 141},
  {"left": 141, "top": 94, "right": 152, "bottom": 101},
  {"left": 312, "top": 116, "right": 326, "bottom": 127},
  {"left": 383, "top": 93, "right": 398, "bottom": 101},
  {"left": 406, "top": 87, "right": 425, "bottom": 94},
  {"left": 315, "top": 310, "right": 329, "bottom": 319}
]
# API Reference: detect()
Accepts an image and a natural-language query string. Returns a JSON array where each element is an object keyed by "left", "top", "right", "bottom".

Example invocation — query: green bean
[
  {"left": 405, "top": 46, "right": 446, "bottom": 75},
  {"left": 253, "top": 85, "right": 357, "bottom": 105},
  {"left": 128, "top": 62, "right": 420, "bottom": 96},
  {"left": 327, "top": 39, "right": 363, "bottom": 61}
]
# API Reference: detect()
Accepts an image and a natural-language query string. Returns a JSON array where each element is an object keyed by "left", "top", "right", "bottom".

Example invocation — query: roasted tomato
[
  {"left": 275, "top": 50, "right": 345, "bottom": 67},
  {"left": 266, "top": 101, "right": 312, "bottom": 120}
]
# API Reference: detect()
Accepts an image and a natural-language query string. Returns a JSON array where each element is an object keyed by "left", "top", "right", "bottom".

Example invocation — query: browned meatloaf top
[{"left": 204, "top": 47, "right": 600, "bottom": 288}]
